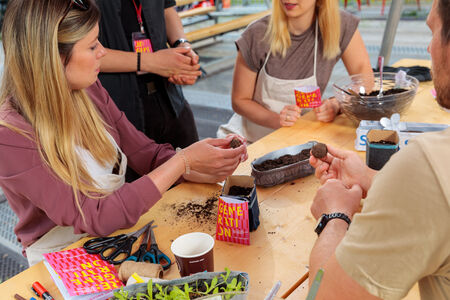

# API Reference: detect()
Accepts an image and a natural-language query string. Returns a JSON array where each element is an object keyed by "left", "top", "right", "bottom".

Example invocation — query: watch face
[{"left": 314, "top": 214, "right": 327, "bottom": 234}]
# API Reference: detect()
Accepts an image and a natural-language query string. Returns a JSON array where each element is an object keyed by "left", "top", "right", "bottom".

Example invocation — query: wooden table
[{"left": 0, "top": 59, "right": 448, "bottom": 300}]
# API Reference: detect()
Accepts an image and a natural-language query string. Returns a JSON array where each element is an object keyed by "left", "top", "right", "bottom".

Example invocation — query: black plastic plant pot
[
  {"left": 222, "top": 175, "right": 260, "bottom": 232},
  {"left": 366, "top": 129, "right": 399, "bottom": 170}
]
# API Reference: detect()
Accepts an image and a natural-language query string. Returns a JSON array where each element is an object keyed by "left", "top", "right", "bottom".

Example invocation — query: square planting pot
[
  {"left": 222, "top": 175, "right": 260, "bottom": 232},
  {"left": 366, "top": 129, "right": 399, "bottom": 170}
]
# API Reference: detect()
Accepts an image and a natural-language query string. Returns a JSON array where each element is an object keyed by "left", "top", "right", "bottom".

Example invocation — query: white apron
[
  {"left": 218, "top": 21, "right": 319, "bottom": 143},
  {"left": 26, "top": 133, "right": 127, "bottom": 266}
]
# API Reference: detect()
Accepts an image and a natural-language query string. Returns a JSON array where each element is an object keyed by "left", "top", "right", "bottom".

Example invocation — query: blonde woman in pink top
[{"left": 0, "top": 0, "right": 247, "bottom": 266}]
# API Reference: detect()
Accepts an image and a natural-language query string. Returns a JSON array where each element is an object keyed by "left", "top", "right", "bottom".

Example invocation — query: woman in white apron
[{"left": 218, "top": 0, "right": 373, "bottom": 143}]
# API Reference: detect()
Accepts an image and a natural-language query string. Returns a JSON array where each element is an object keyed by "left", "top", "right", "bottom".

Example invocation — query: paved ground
[{"left": 0, "top": 3, "right": 432, "bottom": 281}]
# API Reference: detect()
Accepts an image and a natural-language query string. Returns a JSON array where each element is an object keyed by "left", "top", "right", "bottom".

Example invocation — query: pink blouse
[{"left": 0, "top": 80, "right": 178, "bottom": 250}]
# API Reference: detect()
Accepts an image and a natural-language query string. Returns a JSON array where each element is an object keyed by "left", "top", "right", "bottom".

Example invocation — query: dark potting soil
[
  {"left": 228, "top": 185, "right": 253, "bottom": 197},
  {"left": 360, "top": 88, "right": 408, "bottom": 97},
  {"left": 230, "top": 138, "right": 243, "bottom": 149},
  {"left": 171, "top": 195, "right": 219, "bottom": 224},
  {"left": 371, "top": 140, "right": 397, "bottom": 145},
  {"left": 253, "top": 148, "right": 311, "bottom": 171}
]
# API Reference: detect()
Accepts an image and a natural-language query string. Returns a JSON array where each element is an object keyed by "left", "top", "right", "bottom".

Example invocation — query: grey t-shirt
[{"left": 236, "top": 10, "right": 359, "bottom": 93}]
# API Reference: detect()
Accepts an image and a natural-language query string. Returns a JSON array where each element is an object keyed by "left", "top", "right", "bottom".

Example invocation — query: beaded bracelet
[{"left": 176, "top": 147, "right": 191, "bottom": 175}]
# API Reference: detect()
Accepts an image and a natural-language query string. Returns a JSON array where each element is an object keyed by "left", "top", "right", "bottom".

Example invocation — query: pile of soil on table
[
  {"left": 170, "top": 195, "right": 219, "bottom": 225},
  {"left": 253, "top": 148, "right": 311, "bottom": 172},
  {"left": 360, "top": 88, "right": 407, "bottom": 97}
]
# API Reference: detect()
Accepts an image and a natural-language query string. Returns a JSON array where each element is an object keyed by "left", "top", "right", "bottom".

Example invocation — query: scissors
[
  {"left": 143, "top": 226, "right": 171, "bottom": 270},
  {"left": 125, "top": 224, "right": 155, "bottom": 263},
  {"left": 83, "top": 220, "right": 154, "bottom": 265}
]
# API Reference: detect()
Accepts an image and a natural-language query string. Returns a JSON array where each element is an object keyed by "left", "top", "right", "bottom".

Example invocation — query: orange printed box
[{"left": 294, "top": 86, "right": 322, "bottom": 108}]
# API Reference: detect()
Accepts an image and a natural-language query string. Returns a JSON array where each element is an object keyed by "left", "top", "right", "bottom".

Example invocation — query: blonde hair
[
  {"left": 0, "top": 0, "right": 117, "bottom": 222},
  {"left": 265, "top": 0, "right": 341, "bottom": 59}
]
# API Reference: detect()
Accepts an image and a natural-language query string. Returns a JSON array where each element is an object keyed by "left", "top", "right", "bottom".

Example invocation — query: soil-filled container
[
  {"left": 251, "top": 141, "right": 317, "bottom": 187},
  {"left": 113, "top": 270, "right": 249, "bottom": 300},
  {"left": 366, "top": 129, "right": 399, "bottom": 170},
  {"left": 222, "top": 175, "right": 260, "bottom": 232}
]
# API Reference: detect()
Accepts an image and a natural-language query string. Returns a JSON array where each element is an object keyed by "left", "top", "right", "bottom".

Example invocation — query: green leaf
[
  {"left": 114, "top": 287, "right": 129, "bottom": 300},
  {"left": 211, "top": 277, "right": 218, "bottom": 289},
  {"left": 136, "top": 292, "right": 150, "bottom": 300},
  {"left": 147, "top": 279, "right": 154, "bottom": 300}
]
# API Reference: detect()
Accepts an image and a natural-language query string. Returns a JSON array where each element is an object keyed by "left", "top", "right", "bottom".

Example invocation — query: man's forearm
[
  {"left": 309, "top": 219, "right": 348, "bottom": 287},
  {"left": 100, "top": 48, "right": 138, "bottom": 73},
  {"left": 165, "top": 7, "right": 186, "bottom": 45}
]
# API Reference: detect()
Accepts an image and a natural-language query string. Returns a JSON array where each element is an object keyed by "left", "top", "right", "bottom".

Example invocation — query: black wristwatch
[
  {"left": 314, "top": 213, "right": 351, "bottom": 236},
  {"left": 172, "top": 38, "right": 190, "bottom": 48}
]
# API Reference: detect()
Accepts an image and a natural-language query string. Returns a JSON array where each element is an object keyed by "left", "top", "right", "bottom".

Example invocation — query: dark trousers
[
  {"left": 126, "top": 81, "right": 199, "bottom": 182},
  {"left": 142, "top": 89, "right": 199, "bottom": 149}
]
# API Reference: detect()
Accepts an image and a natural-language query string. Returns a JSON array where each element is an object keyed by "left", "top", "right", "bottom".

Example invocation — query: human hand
[
  {"left": 168, "top": 45, "right": 201, "bottom": 85},
  {"left": 279, "top": 104, "right": 301, "bottom": 127},
  {"left": 224, "top": 134, "right": 248, "bottom": 162},
  {"left": 314, "top": 97, "right": 340, "bottom": 122},
  {"left": 184, "top": 137, "right": 247, "bottom": 177},
  {"left": 311, "top": 179, "right": 363, "bottom": 220},
  {"left": 179, "top": 43, "right": 199, "bottom": 65},
  {"left": 142, "top": 47, "right": 201, "bottom": 78},
  {"left": 168, "top": 74, "right": 199, "bottom": 85},
  {"left": 309, "top": 144, "right": 375, "bottom": 197}
]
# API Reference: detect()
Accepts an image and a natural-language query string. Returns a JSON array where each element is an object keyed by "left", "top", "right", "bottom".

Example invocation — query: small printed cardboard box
[
  {"left": 216, "top": 176, "right": 260, "bottom": 245},
  {"left": 294, "top": 86, "right": 322, "bottom": 108},
  {"left": 355, "top": 120, "right": 449, "bottom": 151},
  {"left": 366, "top": 129, "right": 399, "bottom": 170}
]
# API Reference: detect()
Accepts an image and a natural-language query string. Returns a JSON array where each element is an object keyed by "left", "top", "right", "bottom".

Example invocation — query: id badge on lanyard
[{"left": 131, "top": 0, "right": 152, "bottom": 74}]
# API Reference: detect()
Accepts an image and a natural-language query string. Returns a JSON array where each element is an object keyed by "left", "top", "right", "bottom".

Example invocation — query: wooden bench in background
[
  {"left": 185, "top": 9, "right": 270, "bottom": 43},
  {"left": 176, "top": 0, "right": 270, "bottom": 44}
]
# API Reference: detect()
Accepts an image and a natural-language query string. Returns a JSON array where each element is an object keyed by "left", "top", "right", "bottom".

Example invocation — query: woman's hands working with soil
[
  {"left": 147, "top": 136, "right": 247, "bottom": 193},
  {"left": 183, "top": 136, "right": 248, "bottom": 182},
  {"left": 309, "top": 145, "right": 377, "bottom": 197},
  {"left": 314, "top": 97, "right": 341, "bottom": 123}
]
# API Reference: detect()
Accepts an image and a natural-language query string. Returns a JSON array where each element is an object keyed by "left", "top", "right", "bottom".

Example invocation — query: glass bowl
[{"left": 333, "top": 72, "right": 419, "bottom": 123}]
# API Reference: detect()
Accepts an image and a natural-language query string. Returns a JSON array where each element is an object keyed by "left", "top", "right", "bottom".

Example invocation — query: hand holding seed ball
[
  {"left": 311, "top": 143, "right": 328, "bottom": 159},
  {"left": 230, "top": 138, "right": 243, "bottom": 149}
]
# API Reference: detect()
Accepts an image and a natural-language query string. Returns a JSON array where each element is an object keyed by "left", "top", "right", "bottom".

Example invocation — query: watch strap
[
  {"left": 172, "top": 38, "right": 190, "bottom": 48},
  {"left": 315, "top": 212, "right": 351, "bottom": 236}
]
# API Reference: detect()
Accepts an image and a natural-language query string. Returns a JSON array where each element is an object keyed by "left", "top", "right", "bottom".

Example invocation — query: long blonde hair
[
  {"left": 0, "top": 0, "right": 117, "bottom": 221},
  {"left": 265, "top": 0, "right": 341, "bottom": 59}
]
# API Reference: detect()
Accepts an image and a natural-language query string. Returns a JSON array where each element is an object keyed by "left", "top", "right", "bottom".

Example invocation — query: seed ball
[
  {"left": 311, "top": 143, "right": 328, "bottom": 159},
  {"left": 230, "top": 138, "right": 243, "bottom": 149}
]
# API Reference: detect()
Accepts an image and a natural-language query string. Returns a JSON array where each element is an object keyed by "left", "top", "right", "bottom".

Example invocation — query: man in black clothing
[{"left": 96, "top": 0, "right": 200, "bottom": 149}]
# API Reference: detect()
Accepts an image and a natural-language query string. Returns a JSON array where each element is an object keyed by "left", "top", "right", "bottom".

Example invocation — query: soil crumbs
[
  {"left": 253, "top": 148, "right": 311, "bottom": 171},
  {"left": 170, "top": 194, "right": 219, "bottom": 227}
]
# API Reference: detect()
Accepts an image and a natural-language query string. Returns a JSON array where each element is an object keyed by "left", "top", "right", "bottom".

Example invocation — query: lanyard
[{"left": 131, "top": 0, "right": 145, "bottom": 33}]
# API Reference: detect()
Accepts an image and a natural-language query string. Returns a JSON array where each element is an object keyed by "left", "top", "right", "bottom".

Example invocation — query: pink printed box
[{"left": 294, "top": 86, "right": 322, "bottom": 108}]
